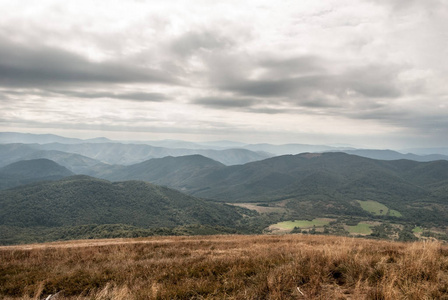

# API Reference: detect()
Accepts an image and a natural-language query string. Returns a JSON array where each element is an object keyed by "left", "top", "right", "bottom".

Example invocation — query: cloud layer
[{"left": 0, "top": 0, "right": 447, "bottom": 147}]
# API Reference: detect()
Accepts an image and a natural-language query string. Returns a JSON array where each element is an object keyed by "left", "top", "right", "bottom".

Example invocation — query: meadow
[
  {"left": 1, "top": 234, "right": 448, "bottom": 299},
  {"left": 344, "top": 223, "right": 373, "bottom": 235},
  {"left": 356, "top": 200, "right": 402, "bottom": 217},
  {"left": 269, "top": 219, "right": 333, "bottom": 232}
]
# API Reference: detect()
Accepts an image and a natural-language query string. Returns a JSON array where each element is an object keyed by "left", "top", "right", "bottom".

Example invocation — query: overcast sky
[{"left": 1, "top": 0, "right": 447, "bottom": 148}]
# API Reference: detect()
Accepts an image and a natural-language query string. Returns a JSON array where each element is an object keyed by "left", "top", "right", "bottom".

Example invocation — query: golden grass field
[{"left": 1, "top": 234, "right": 448, "bottom": 299}]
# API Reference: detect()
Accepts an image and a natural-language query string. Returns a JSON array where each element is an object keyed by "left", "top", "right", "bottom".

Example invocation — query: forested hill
[
  {"left": 100, "top": 152, "right": 448, "bottom": 204},
  {"left": 0, "top": 175, "right": 243, "bottom": 229},
  {"left": 0, "top": 158, "right": 74, "bottom": 189},
  {"left": 101, "top": 155, "right": 225, "bottom": 185},
  {"left": 0, "top": 175, "right": 248, "bottom": 244}
]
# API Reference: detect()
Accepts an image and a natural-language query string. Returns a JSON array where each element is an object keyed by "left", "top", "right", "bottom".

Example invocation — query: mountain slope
[
  {"left": 99, "top": 152, "right": 447, "bottom": 204},
  {"left": 0, "top": 176, "right": 243, "bottom": 229},
  {"left": 101, "top": 152, "right": 448, "bottom": 225},
  {"left": 101, "top": 155, "right": 225, "bottom": 188},
  {"left": 184, "top": 153, "right": 430, "bottom": 202},
  {"left": 0, "top": 159, "right": 74, "bottom": 189}
]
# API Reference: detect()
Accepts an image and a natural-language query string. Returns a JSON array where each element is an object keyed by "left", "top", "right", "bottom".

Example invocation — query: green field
[
  {"left": 356, "top": 200, "right": 402, "bottom": 217},
  {"left": 345, "top": 222, "right": 373, "bottom": 235},
  {"left": 413, "top": 226, "right": 423, "bottom": 233},
  {"left": 272, "top": 218, "right": 331, "bottom": 230}
]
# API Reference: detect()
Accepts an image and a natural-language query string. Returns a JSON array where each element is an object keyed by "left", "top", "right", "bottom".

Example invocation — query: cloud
[
  {"left": 215, "top": 59, "right": 402, "bottom": 101},
  {"left": 170, "top": 30, "right": 234, "bottom": 57},
  {"left": 258, "top": 56, "right": 326, "bottom": 77},
  {"left": 0, "top": 0, "right": 447, "bottom": 147},
  {"left": 51, "top": 90, "right": 168, "bottom": 102},
  {"left": 193, "top": 97, "right": 258, "bottom": 108},
  {"left": 0, "top": 38, "right": 179, "bottom": 88}
]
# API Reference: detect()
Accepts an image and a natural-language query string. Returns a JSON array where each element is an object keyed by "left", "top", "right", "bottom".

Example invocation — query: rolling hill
[
  {"left": 0, "top": 175, "right": 245, "bottom": 244},
  {"left": 0, "top": 159, "right": 74, "bottom": 189},
  {"left": 100, "top": 155, "right": 225, "bottom": 188},
  {"left": 104, "top": 152, "right": 439, "bottom": 202},
  {"left": 99, "top": 152, "right": 448, "bottom": 227}
]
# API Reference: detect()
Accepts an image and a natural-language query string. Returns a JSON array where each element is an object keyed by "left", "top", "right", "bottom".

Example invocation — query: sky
[{"left": 0, "top": 0, "right": 447, "bottom": 148}]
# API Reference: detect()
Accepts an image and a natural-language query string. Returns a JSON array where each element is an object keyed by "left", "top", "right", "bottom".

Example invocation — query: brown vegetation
[{"left": 1, "top": 234, "right": 448, "bottom": 299}]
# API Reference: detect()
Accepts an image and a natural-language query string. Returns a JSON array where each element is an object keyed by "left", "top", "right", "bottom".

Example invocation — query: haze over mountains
[
  {"left": 1, "top": 132, "right": 448, "bottom": 167},
  {"left": 2, "top": 131, "right": 448, "bottom": 244}
]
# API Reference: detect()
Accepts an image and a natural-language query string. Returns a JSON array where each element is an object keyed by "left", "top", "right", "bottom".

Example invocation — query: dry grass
[{"left": 1, "top": 234, "right": 448, "bottom": 299}]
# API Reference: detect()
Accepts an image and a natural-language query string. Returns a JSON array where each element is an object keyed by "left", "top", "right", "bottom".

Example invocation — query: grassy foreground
[{"left": 1, "top": 235, "right": 448, "bottom": 299}]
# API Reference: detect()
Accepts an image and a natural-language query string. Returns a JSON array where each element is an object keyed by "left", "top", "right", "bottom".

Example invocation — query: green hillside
[
  {"left": 101, "top": 155, "right": 224, "bottom": 187},
  {"left": 100, "top": 152, "right": 448, "bottom": 227},
  {"left": 0, "top": 176, "right": 245, "bottom": 244},
  {"left": 3, "top": 152, "right": 448, "bottom": 244},
  {"left": 179, "top": 153, "right": 439, "bottom": 203}
]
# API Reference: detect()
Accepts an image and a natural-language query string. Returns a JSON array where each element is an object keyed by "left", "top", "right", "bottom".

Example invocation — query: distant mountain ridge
[
  {"left": 0, "top": 132, "right": 113, "bottom": 144},
  {"left": 243, "top": 143, "right": 353, "bottom": 155},
  {"left": 339, "top": 149, "right": 448, "bottom": 162},
  {"left": 2, "top": 132, "right": 448, "bottom": 164},
  {"left": 33, "top": 142, "right": 270, "bottom": 166},
  {"left": 0, "top": 144, "right": 109, "bottom": 174}
]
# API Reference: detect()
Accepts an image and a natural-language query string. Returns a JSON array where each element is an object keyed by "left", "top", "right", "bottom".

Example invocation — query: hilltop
[{"left": 0, "top": 158, "right": 74, "bottom": 189}]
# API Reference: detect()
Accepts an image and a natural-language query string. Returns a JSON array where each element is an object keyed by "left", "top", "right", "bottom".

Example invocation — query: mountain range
[
  {"left": 2, "top": 132, "right": 448, "bottom": 166},
  {"left": 2, "top": 132, "right": 448, "bottom": 244}
]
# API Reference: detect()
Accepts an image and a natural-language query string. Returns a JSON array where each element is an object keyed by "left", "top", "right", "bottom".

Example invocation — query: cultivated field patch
[
  {"left": 345, "top": 222, "right": 373, "bottom": 235},
  {"left": 357, "top": 200, "right": 402, "bottom": 217},
  {"left": 227, "top": 202, "right": 287, "bottom": 213},
  {"left": 269, "top": 218, "right": 334, "bottom": 232}
]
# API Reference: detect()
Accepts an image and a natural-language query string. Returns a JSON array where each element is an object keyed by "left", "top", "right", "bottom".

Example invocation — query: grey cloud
[
  {"left": 219, "top": 76, "right": 325, "bottom": 98},
  {"left": 259, "top": 56, "right": 325, "bottom": 77},
  {"left": 216, "top": 60, "right": 402, "bottom": 102},
  {"left": 51, "top": 90, "right": 168, "bottom": 102},
  {"left": 0, "top": 88, "right": 168, "bottom": 103},
  {"left": 194, "top": 96, "right": 259, "bottom": 108},
  {"left": 193, "top": 96, "right": 306, "bottom": 115},
  {"left": 200, "top": 54, "right": 404, "bottom": 118},
  {"left": 244, "top": 107, "right": 291, "bottom": 115},
  {"left": 0, "top": 93, "right": 10, "bottom": 102},
  {"left": 343, "top": 65, "right": 402, "bottom": 98},
  {"left": 0, "top": 39, "right": 179, "bottom": 88}
]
